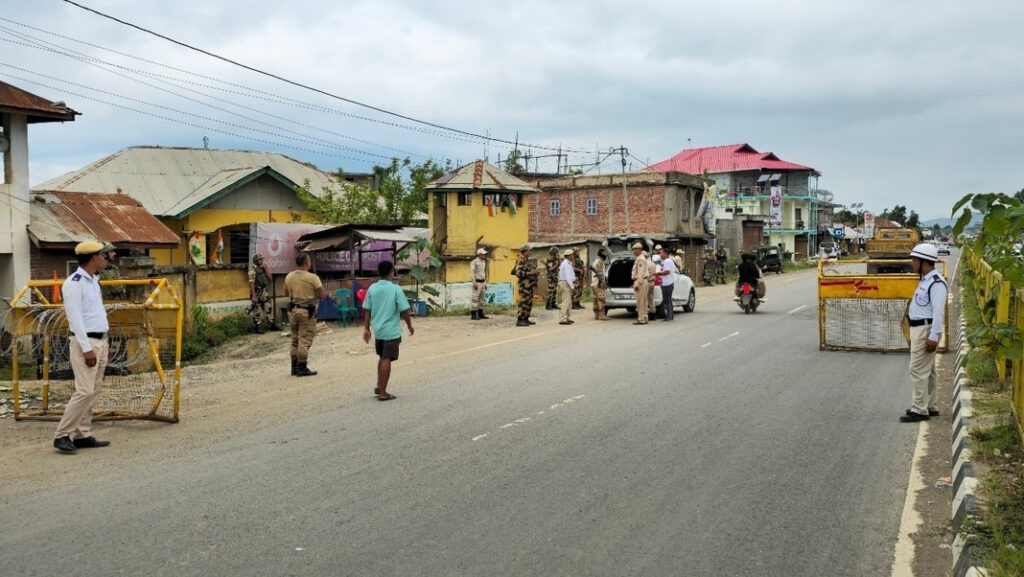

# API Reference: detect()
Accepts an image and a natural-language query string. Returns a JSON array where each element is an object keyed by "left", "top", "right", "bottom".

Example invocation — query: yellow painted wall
[
  {"left": 430, "top": 192, "right": 530, "bottom": 285},
  {"left": 150, "top": 209, "right": 313, "bottom": 265}
]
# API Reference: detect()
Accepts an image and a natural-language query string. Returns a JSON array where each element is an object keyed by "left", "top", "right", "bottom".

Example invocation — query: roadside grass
[{"left": 959, "top": 266, "right": 1024, "bottom": 573}]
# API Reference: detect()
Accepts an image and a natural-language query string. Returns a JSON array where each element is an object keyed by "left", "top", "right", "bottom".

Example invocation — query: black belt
[
  {"left": 474, "top": 279, "right": 485, "bottom": 282},
  {"left": 907, "top": 318, "right": 932, "bottom": 327},
  {"left": 72, "top": 331, "right": 106, "bottom": 339}
]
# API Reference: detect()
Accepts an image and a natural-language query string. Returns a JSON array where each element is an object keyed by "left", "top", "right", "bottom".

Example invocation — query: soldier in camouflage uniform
[
  {"left": 544, "top": 246, "right": 560, "bottom": 310},
  {"left": 590, "top": 247, "right": 609, "bottom": 321},
  {"left": 248, "top": 253, "right": 275, "bottom": 333},
  {"left": 513, "top": 244, "right": 539, "bottom": 327},
  {"left": 98, "top": 242, "right": 126, "bottom": 301},
  {"left": 571, "top": 247, "right": 585, "bottom": 309}
]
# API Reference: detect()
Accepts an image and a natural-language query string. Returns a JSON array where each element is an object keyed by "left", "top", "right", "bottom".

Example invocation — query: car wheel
[
  {"left": 626, "top": 307, "right": 636, "bottom": 314},
  {"left": 682, "top": 289, "right": 696, "bottom": 313}
]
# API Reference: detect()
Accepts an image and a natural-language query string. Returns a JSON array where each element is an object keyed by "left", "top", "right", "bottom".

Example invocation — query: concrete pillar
[{"left": 0, "top": 113, "right": 31, "bottom": 304}]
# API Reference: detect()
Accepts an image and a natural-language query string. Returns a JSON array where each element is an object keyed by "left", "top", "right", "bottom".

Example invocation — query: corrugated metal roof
[
  {"left": 28, "top": 191, "right": 179, "bottom": 249},
  {"left": 32, "top": 146, "right": 339, "bottom": 217},
  {"left": 0, "top": 80, "right": 79, "bottom": 123},
  {"left": 426, "top": 160, "right": 537, "bottom": 193},
  {"left": 647, "top": 143, "right": 819, "bottom": 176}
]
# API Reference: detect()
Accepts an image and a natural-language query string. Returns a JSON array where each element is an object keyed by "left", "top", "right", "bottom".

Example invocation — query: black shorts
[{"left": 375, "top": 338, "right": 401, "bottom": 360}]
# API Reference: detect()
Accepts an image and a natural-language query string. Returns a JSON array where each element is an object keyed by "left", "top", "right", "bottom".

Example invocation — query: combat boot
[
  {"left": 477, "top": 309, "right": 489, "bottom": 319},
  {"left": 254, "top": 320, "right": 265, "bottom": 334},
  {"left": 594, "top": 309, "right": 601, "bottom": 320},
  {"left": 515, "top": 317, "right": 531, "bottom": 327},
  {"left": 470, "top": 309, "right": 480, "bottom": 320},
  {"left": 546, "top": 300, "right": 557, "bottom": 310},
  {"left": 294, "top": 361, "right": 317, "bottom": 377},
  {"left": 291, "top": 357, "right": 298, "bottom": 376},
  {"left": 598, "top": 310, "right": 610, "bottom": 321}
]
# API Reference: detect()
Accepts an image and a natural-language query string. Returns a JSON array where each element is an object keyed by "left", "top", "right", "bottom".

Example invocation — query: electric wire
[{"left": 59, "top": 0, "right": 596, "bottom": 155}]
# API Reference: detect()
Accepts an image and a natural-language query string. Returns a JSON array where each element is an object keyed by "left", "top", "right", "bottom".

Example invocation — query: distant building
[
  {"left": 426, "top": 160, "right": 536, "bottom": 286},
  {"left": 33, "top": 146, "right": 339, "bottom": 266},
  {"left": 649, "top": 143, "right": 823, "bottom": 259}
]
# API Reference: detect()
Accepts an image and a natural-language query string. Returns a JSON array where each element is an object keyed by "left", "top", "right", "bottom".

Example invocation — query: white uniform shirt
[
  {"left": 908, "top": 269, "right": 947, "bottom": 342},
  {"left": 470, "top": 258, "right": 487, "bottom": 282},
  {"left": 558, "top": 258, "right": 575, "bottom": 284},
  {"left": 62, "top": 266, "right": 109, "bottom": 353}
]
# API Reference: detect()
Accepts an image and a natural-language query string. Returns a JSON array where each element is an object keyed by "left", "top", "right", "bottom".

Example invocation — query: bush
[{"left": 179, "top": 312, "right": 254, "bottom": 362}]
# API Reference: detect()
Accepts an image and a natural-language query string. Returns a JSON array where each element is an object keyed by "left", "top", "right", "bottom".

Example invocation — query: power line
[{"left": 60, "top": 0, "right": 595, "bottom": 155}]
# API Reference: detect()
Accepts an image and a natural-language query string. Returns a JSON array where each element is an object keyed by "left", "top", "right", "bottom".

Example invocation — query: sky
[{"left": 2, "top": 0, "right": 1022, "bottom": 221}]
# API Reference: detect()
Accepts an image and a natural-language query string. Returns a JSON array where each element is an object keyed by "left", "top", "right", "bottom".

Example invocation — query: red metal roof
[
  {"left": 0, "top": 80, "right": 79, "bottom": 123},
  {"left": 28, "top": 191, "right": 179, "bottom": 249},
  {"left": 647, "top": 143, "right": 819, "bottom": 176}
]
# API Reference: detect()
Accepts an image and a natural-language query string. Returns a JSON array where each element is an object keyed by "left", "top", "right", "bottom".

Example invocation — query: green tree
[
  {"left": 881, "top": 205, "right": 908, "bottom": 226},
  {"left": 1013, "top": 188, "right": 1024, "bottom": 204},
  {"left": 295, "top": 158, "right": 450, "bottom": 225},
  {"left": 906, "top": 210, "right": 920, "bottom": 229},
  {"left": 503, "top": 150, "right": 525, "bottom": 175}
]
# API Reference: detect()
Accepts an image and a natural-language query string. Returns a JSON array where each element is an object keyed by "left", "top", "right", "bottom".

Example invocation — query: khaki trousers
[
  {"left": 908, "top": 324, "right": 939, "bottom": 415},
  {"left": 557, "top": 280, "right": 573, "bottom": 322},
  {"left": 55, "top": 337, "right": 109, "bottom": 440},
  {"left": 634, "top": 279, "right": 650, "bottom": 322},
  {"left": 470, "top": 282, "right": 486, "bottom": 309},
  {"left": 289, "top": 308, "right": 317, "bottom": 361}
]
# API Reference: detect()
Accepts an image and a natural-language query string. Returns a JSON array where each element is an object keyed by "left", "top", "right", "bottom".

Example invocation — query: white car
[
  {"left": 935, "top": 242, "right": 951, "bottom": 256},
  {"left": 603, "top": 254, "right": 696, "bottom": 315}
]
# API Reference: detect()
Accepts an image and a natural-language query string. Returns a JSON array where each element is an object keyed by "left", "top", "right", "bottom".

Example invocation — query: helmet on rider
[{"left": 741, "top": 252, "right": 756, "bottom": 262}]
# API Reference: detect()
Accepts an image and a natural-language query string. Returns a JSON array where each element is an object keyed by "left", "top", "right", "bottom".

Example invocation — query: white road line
[
  {"left": 701, "top": 342, "right": 713, "bottom": 348},
  {"left": 471, "top": 433, "right": 488, "bottom": 441},
  {"left": 891, "top": 419, "right": 929, "bottom": 576},
  {"left": 718, "top": 331, "right": 740, "bottom": 341},
  {"left": 788, "top": 305, "right": 808, "bottom": 315},
  {"left": 473, "top": 395, "right": 587, "bottom": 442}
]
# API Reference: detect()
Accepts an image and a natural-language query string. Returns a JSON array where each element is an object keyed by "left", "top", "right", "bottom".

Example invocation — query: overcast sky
[{"left": 3, "top": 0, "right": 1022, "bottom": 221}]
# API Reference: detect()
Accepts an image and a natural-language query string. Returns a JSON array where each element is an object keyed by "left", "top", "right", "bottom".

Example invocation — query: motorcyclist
[{"left": 735, "top": 252, "right": 765, "bottom": 299}]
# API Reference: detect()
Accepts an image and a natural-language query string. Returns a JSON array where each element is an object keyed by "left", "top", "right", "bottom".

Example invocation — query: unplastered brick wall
[
  {"left": 529, "top": 184, "right": 667, "bottom": 243},
  {"left": 30, "top": 248, "right": 77, "bottom": 281}
]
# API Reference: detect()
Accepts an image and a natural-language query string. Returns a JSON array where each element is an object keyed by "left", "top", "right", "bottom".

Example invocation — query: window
[
  {"left": 795, "top": 208, "right": 802, "bottom": 220},
  {"left": 586, "top": 198, "right": 597, "bottom": 215},
  {"left": 458, "top": 193, "right": 472, "bottom": 206},
  {"left": 438, "top": 193, "right": 447, "bottom": 207},
  {"left": 550, "top": 199, "right": 560, "bottom": 216}
]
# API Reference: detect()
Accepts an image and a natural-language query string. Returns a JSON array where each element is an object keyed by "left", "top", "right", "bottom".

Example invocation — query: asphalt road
[{"left": 1, "top": 269, "right": 917, "bottom": 577}]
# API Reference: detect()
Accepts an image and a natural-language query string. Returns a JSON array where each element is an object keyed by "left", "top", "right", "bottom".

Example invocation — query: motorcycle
[{"left": 736, "top": 282, "right": 760, "bottom": 314}]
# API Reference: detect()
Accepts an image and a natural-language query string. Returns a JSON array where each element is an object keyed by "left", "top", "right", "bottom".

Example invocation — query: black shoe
[
  {"left": 477, "top": 309, "right": 489, "bottom": 320},
  {"left": 73, "top": 436, "right": 111, "bottom": 448},
  {"left": 470, "top": 310, "right": 480, "bottom": 320},
  {"left": 899, "top": 412, "right": 930, "bottom": 423},
  {"left": 907, "top": 408, "right": 941, "bottom": 417},
  {"left": 526, "top": 319, "right": 536, "bottom": 325},
  {"left": 559, "top": 320, "right": 572, "bottom": 325},
  {"left": 291, "top": 358, "right": 299, "bottom": 376},
  {"left": 294, "top": 362, "right": 318, "bottom": 377},
  {"left": 516, "top": 319, "right": 531, "bottom": 327},
  {"left": 53, "top": 436, "right": 77, "bottom": 453}
]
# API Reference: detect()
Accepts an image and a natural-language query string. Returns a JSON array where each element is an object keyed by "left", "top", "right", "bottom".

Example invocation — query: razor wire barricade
[
  {"left": 818, "top": 259, "right": 948, "bottom": 353},
  {"left": 1, "top": 278, "right": 183, "bottom": 422}
]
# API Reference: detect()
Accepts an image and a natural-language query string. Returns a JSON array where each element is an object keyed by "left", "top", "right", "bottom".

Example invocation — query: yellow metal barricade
[
  {"left": 2, "top": 278, "right": 183, "bottom": 422},
  {"left": 818, "top": 259, "right": 948, "bottom": 352}
]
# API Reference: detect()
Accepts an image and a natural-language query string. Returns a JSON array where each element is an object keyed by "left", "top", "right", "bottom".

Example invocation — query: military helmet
[
  {"left": 549, "top": 246, "right": 559, "bottom": 254},
  {"left": 253, "top": 253, "right": 263, "bottom": 263}
]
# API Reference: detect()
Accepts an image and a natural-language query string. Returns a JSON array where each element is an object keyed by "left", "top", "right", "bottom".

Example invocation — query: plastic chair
[{"left": 334, "top": 288, "right": 359, "bottom": 327}]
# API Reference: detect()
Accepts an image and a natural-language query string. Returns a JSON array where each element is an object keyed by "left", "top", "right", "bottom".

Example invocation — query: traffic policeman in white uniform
[
  {"left": 53, "top": 240, "right": 113, "bottom": 453},
  {"left": 900, "top": 243, "right": 948, "bottom": 423}
]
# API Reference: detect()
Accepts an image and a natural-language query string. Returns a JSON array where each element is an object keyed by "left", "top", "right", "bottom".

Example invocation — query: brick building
[{"left": 524, "top": 171, "right": 710, "bottom": 273}]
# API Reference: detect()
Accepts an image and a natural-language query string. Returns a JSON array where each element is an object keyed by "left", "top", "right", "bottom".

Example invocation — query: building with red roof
[{"left": 649, "top": 143, "right": 826, "bottom": 260}]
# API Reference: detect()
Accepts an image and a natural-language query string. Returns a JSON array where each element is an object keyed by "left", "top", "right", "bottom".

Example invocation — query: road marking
[
  {"left": 788, "top": 305, "right": 807, "bottom": 315},
  {"left": 472, "top": 395, "right": 586, "bottom": 441},
  {"left": 701, "top": 342, "right": 713, "bottom": 348},
  {"left": 718, "top": 332, "right": 740, "bottom": 342},
  {"left": 891, "top": 418, "right": 929, "bottom": 576}
]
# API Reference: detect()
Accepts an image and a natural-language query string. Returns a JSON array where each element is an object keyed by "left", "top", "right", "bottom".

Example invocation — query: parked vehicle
[
  {"left": 936, "top": 242, "right": 951, "bottom": 255},
  {"left": 818, "top": 241, "right": 840, "bottom": 259},
  {"left": 866, "top": 228, "right": 919, "bottom": 274},
  {"left": 736, "top": 282, "right": 760, "bottom": 314},
  {"left": 757, "top": 245, "right": 784, "bottom": 274},
  {"left": 602, "top": 235, "right": 696, "bottom": 316}
]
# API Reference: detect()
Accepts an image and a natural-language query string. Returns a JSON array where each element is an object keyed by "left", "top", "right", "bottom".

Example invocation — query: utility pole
[{"left": 613, "top": 146, "right": 630, "bottom": 233}]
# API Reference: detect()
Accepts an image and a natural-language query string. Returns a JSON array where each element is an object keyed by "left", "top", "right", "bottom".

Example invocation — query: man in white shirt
[
  {"left": 657, "top": 246, "right": 678, "bottom": 321},
  {"left": 900, "top": 243, "right": 948, "bottom": 423},
  {"left": 53, "top": 240, "right": 113, "bottom": 453},
  {"left": 557, "top": 249, "right": 576, "bottom": 325}
]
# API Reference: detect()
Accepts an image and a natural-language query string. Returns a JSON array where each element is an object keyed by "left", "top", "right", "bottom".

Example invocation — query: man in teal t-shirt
[{"left": 362, "top": 261, "right": 415, "bottom": 401}]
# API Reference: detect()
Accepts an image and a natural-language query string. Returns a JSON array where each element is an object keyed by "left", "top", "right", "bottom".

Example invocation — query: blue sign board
[{"left": 833, "top": 226, "right": 844, "bottom": 239}]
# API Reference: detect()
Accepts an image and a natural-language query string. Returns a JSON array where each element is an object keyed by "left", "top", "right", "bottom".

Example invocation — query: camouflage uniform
[
  {"left": 590, "top": 252, "right": 609, "bottom": 320},
  {"left": 513, "top": 246, "right": 539, "bottom": 326},
  {"left": 98, "top": 262, "right": 127, "bottom": 300},
  {"left": 572, "top": 251, "right": 585, "bottom": 309},
  {"left": 248, "top": 254, "right": 274, "bottom": 333},
  {"left": 544, "top": 247, "right": 560, "bottom": 310}
]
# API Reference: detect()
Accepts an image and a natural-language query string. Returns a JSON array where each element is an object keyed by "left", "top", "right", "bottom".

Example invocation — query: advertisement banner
[
  {"left": 251, "top": 223, "right": 429, "bottom": 275},
  {"left": 769, "top": 186, "right": 783, "bottom": 226},
  {"left": 444, "top": 282, "right": 515, "bottom": 308},
  {"left": 863, "top": 212, "right": 875, "bottom": 239}
]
